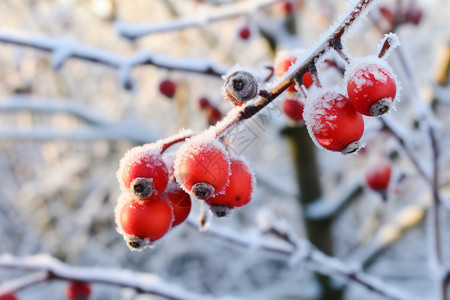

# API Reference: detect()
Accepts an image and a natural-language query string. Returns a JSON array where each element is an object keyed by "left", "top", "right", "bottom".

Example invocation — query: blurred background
[{"left": 0, "top": 0, "right": 449, "bottom": 299}]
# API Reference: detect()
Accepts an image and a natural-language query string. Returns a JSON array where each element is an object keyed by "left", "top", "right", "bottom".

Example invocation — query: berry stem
[
  {"left": 330, "top": 38, "right": 351, "bottom": 64},
  {"left": 160, "top": 133, "right": 194, "bottom": 154}
]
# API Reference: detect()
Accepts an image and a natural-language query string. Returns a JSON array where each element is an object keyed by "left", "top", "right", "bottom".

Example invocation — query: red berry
[
  {"left": 119, "top": 197, "right": 173, "bottom": 243},
  {"left": 118, "top": 145, "right": 169, "bottom": 200},
  {"left": 175, "top": 139, "right": 230, "bottom": 200},
  {"left": 283, "top": 98, "right": 304, "bottom": 122},
  {"left": 274, "top": 53, "right": 297, "bottom": 92},
  {"left": 406, "top": 8, "right": 423, "bottom": 25},
  {"left": 365, "top": 160, "right": 392, "bottom": 191},
  {"left": 304, "top": 89, "right": 364, "bottom": 154},
  {"left": 206, "top": 157, "right": 254, "bottom": 217},
  {"left": 279, "top": 0, "right": 294, "bottom": 16},
  {"left": 159, "top": 79, "right": 177, "bottom": 98},
  {"left": 205, "top": 106, "right": 222, "bottom": 125},
  {"left": 66, "top": 281, "right": 91, "bottom": 300},
  {"left": 0, "top": 294, "right": 18, "bottom": 300},
  {"left": 165, "top": 182, "right": 192, "bottom": 227},
  {"left": 238, "top": 26, "right": 251, "bottom": 40},
  {"left": 346, "top": 57, "right": 397, "bottom": 116},
  {"left": 198, "top": 97, "right": 211, "bottom": 109},
  {"left": 302, "top": 72, "right": 313, "bottom": 88}
]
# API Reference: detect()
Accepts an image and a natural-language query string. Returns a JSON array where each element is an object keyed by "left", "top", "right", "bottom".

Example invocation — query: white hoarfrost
[
  {"left": 303, "top": 86, "right": 348, "bottom": 151},
  {"left": 173, "top": 131, "right": 231, "bottom": 197}
]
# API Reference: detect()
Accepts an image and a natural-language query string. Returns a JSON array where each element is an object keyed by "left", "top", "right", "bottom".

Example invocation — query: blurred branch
[
  {"left": 0, "top": 254, "right": 213, "bottom": 300},
  {"left": 186, "top": 216, "right": 414, "bottom": 300},
  {"left": 115, "top": 0, "right": 280, "bottom": 40},
  {"left": 0, "top": 31, "right": 228, "bottom": 90}
]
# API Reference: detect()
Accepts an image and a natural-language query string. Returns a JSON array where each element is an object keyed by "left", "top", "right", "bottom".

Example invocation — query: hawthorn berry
[
  {"left": 238, "top": 26, "right": 251, "bottom": 40},
  {"left": 119, "top": 196, "right": 173, "bottom": 248},
  {"left": 174, "top": 138, "right": 230, "bottom": 200},
  {"left": 198, "top": 97, "right": 211, "bottom": 109},
  {"left": 159, "top": 79, "right": 177, "bottom": 98},
  {"left": 66, "top": 281, "right": 91, "bottom": 300},
  {"left": 118, "top": 145, "right": 169, "bottom": 200},
  {"left": 206, "top": 157, "right": 254, "bottom": 217},
  {"left": 304, "top": 88, "right": 364, "bottom": 154},
  {"left": 365, "top": 160, "right": 392, "bottom": 191},
  {"left": 165, "top": 182, "right": 192, "bottom": 227},
  {"left": 277, "top": 0, "right": 294, "bottom": 16},
  {"left": 0, "top": 294, "right": 18, "bottom": 300},
  {"left": 275, "top": 51, "right": 313, "bottom": 93},
  {"left": 346, "top": 56, "right": 397, "bottom": 116},
  {"left": 283, "top": 98, "right": 304, "bottom": 122}
]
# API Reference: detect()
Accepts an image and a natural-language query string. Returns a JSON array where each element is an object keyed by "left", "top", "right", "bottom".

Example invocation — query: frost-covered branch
[
  {"left": 0, "top": 254, "right": 213, "bottom": 300},
  {"left": 209, "top": 0, "right": 383, "bottom": 138},
  {"left": 115, "top": 0, "right": 280, "bottom": 40},
  {"left": 186, "top": 217, "right": 414, "bottom": 300},
  {"left": 0, "top": 31, "right": 228, "bottom": 89}
]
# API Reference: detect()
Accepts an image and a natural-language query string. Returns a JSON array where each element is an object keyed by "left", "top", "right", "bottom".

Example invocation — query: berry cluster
[
  {"left": 116, "top": 133, "right": 254, "bottom": 250},
  {"left": 276, "top": 50, "right": 398, "bottom": 154}
]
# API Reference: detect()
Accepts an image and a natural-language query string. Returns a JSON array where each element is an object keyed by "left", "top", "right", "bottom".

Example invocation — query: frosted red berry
[
  {"left": 165, "top": 182, "right": 192, "bottom": 227},
  {"left": 159, "top": 79, "right": 177, "bottom": 98},
  {"left": 283, "top": 98, "right": 304, "bottom": 122},
  {"left": 304, "top": 89, "right": 364, "bottom": 154},
  {"left": 0, "top": 294, "right": 18, "bottom": 300},
  {"left": 119, "top": 197, "right": 173, "bottom": 243},
  {"left": 175, "top": 139, "right": 230, "bottom": 200},
  {"left": 365, "top": 160, "right": 392, "bottom": 191},
  {"left": 238, "top": 26, "right": 251, "bottom": 40},
  {"left": 66, "top": 281, "right": 91, "bottom": 300},
  {"left": 346, "top": 57, "right": 397, "bottom": 116},
  {"left": 206, "top": 157, "right": 254, "bottom": 217},
  {"left": 275, "top": 54, "right": 297, "bottom": 92},
  {"left": 119, "top": 146, "right": 169, "bottom": 200}
]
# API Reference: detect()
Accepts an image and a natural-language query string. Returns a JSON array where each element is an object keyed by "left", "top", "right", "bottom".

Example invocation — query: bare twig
[
  {"left": 0, "top": 31, "right": 228, "bottom": 90},
  {"left": 115, "top": 0, "right": 281, "bottom": 40}
]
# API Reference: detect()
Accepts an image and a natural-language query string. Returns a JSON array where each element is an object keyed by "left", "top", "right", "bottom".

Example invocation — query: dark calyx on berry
[
  {"left": 192, "top": 182, "right": 215, "bottom": 200},
  {"left": 131, "top": 177, "right": 154, "bottom": 199}
]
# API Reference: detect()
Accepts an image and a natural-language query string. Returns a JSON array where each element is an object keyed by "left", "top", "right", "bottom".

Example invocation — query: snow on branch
[
  {"left": 186, "top": 216, "right": 414, "bottom": 300},
  {"left": 0, "top": 31, "right": 228, "bottom": 90},
  {"left": 115, "top": 0, "right": 280, "bottom": 40},
  {"left": 0, "top": 254, "right": 214, "bottom": 300}
]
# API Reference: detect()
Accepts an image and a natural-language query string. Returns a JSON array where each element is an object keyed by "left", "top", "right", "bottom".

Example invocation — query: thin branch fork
[
  {"left": 186, "top": 217, "right": 414, "bottom": 300},
  {"left": 0, "top": 31, "right": 228, "bottom": 90},
  {"left": 115, "top": 0, "right": 281, "bottom": 40},
  {"left": 0, "top": 255, "right": 210, "bottom": 300}
]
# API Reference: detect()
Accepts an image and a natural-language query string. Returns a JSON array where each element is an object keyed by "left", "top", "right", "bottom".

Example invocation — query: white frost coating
[
  {"left": 51, "top": 45, "right": 73, "bottom": 69},
  {"left": 344, "top": 55, "right": 402, "bottom": 110},
  {"left": 303, "top": 86, "right": 348, "bottom": 151},
  {"left": 376, "top": 33, "right": 401, "bottom": 59},
  {"left": 0, "top": 254, "right": 213, "bottom": 300},
  {"left": 173, "top": 132, "right": 231, "bottom": 197},
  {"left": 116, "top": 142, "right": 164, "bottom": 192}
]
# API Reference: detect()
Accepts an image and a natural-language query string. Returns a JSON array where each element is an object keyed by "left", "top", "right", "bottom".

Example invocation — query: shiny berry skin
[
  {"left": 346, "top": 57, "right": 397, "bottom": 116},
  {"left": 283, "top": 98, "right": 304, "bottom": 122},
  {"left": 304, "top": 89, "right": 364, "bottom": 154},
  {"left": 119, "top": 146, "right": 169, "bottom": 200},
  {"left": 120, "top": 197, "right": 173, "bottom": 242},
  {"left": 238, "top": 26, "right": 251, "bottom": 40},
  {"left": 159, "top": 79, "right": 177, "bottom": 98},
  {"left": 365, "top": 160, "right": 392, "bottom": 191},
  {"left": 175, "top": 139, "right": 230, "bottom": 200},
  {"left": 205, "top": 157, "right": 254, "bottom": 216},
  {"left": 0, "top": 294, "right": 18, "bottom": 300},
  {"left": 66, "top": 281, "right": 91, "bottom": 300},
  {"left": 165, "top": 182, "right": 192, "bottom": 227}
]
